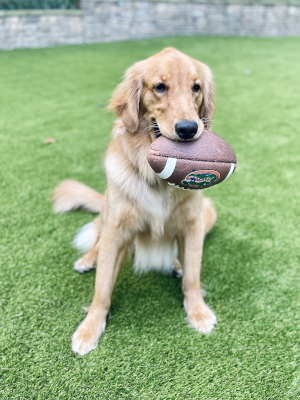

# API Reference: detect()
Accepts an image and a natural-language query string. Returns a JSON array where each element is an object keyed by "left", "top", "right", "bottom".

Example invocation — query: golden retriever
[{"left": 52, "top": 47, "right": 217, "bottom": 356}]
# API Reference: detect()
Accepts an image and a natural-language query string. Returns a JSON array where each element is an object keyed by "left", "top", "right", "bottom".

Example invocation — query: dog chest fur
[
  {"left": 133, "top": 232, "right": 177, "bottom": 274},
  {"left": 105, "top": 141, "right": 202, "bottom": 273}
]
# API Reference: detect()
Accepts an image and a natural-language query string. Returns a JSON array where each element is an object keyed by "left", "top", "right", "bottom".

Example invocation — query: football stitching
[{"left": 151, "top": 154, "right": 234, "bottom": 164}]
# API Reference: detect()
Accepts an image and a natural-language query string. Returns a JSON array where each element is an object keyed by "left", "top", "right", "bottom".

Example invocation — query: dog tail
[
  {"left": 72, "top": 217, "right": 100, "bottom": 253},
  {"left": 202, "top": 197, "right": 217, "bottom": 235},
  {"left": 51, "top": 180, "right": 104, "bottom": 214}
]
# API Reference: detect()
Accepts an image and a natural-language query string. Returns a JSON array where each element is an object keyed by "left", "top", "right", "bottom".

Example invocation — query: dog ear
[
  {"left": 108, "top": 61, "right": 144, "bottom": 133},
  {"left": 198, "top": 63, "right": 215, "bottom": 130}
]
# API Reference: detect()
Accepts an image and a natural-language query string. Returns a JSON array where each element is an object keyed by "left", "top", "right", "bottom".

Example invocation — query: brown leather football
[{"left": 147, "top": 130, "right": 237, "bottom": 190}]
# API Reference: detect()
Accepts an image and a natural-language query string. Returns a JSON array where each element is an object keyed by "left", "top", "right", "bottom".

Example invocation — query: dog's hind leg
[
  {"left": 73, "top": 217, "right": 101, "bottom": 253},
  {"left": 73, "top": 239, "right": 101, "bottom": 273},
  {"left": 51, "top": 181, "right": 108, "bottom": 271},
  {"left": 173, "top": 236, "right": 184, "bottom": 278},
  {"left": 73, "top": 217, "right": 102, "bottom": 273}
]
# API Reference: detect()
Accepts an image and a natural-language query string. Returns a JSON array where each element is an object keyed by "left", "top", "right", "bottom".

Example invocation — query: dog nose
[{"left": 175, "top": 120, "right": 198, "bottom": 140}]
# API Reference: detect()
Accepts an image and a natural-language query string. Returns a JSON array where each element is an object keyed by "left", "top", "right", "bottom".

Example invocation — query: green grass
[{"left": 0, "top": 37, "right": 300, "bottom": 399}]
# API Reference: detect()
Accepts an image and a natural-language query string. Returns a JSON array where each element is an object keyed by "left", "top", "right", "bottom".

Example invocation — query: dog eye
[
  {"left": 154, "top": 83, "right": 167, "bottom": 93},
  {"left": 192, "top": 83, "right": 201, "bottom": 92}
]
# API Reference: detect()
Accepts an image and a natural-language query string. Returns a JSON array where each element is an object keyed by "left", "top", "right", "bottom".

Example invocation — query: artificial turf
[{"left": 0, "top": 36, "right": 300, "bottom": 399}]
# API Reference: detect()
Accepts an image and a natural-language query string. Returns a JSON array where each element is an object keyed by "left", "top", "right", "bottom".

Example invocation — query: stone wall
[
  {"left": 1, "top": 1, "right": 300, "bottom": 50},
  {"left": 0, "top": 10, "right": 84, "bottom": 49}
]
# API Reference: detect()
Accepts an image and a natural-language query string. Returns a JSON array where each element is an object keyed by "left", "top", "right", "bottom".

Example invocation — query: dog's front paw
[
  {"left": 185, "top": 301, "right": 217, "bottom": 334},
  {"left": 72, "top": 318, "right": 106, "bottom": 356}
]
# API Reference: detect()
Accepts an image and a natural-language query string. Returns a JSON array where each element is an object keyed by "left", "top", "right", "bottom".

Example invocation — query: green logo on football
[{"left": 182, "top": 170, "right": 220, "bottom": 187}]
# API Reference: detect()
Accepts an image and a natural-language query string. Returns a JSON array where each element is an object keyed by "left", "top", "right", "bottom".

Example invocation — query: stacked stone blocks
[{"left": 0, "top": 2, "right": 300, "bottom": 50}]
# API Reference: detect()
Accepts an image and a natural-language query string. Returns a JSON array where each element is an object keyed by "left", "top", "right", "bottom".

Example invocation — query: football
[{"left": 147, "top": 130, "right": 237, "bottom": 190}]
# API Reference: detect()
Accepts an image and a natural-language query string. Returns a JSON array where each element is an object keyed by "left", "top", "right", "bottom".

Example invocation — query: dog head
[{"left": 108, "top": 47, "right": 214, "bottom": 141}]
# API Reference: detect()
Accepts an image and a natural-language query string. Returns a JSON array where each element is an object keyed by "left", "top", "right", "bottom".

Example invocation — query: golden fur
[{"left": 52, "top": 48, "right": 217, "bottom": 355}]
